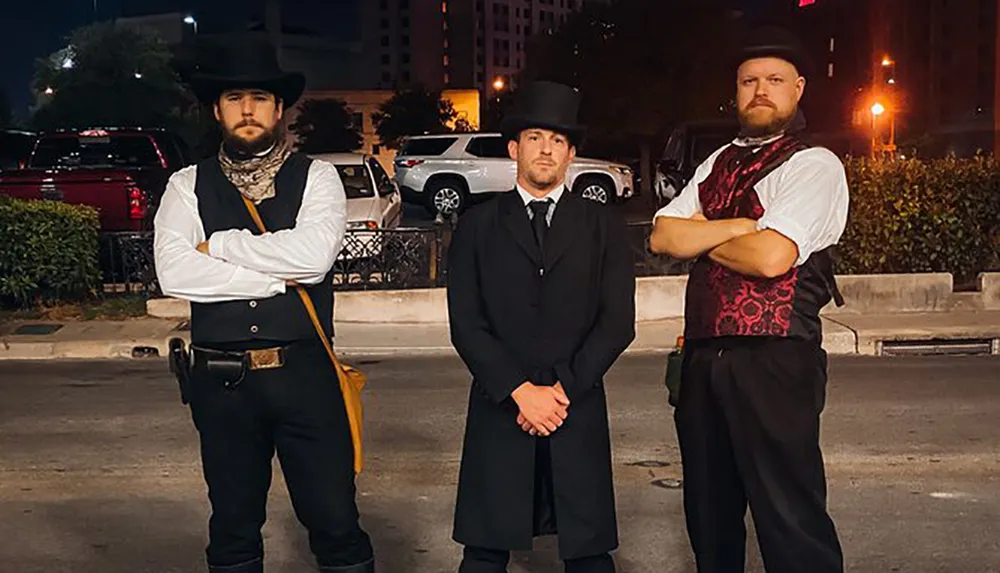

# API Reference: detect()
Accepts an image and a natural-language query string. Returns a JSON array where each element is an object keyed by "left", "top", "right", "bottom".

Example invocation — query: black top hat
[
  {"left": 190, "top": 35, "right": 306, "bottom": 106},
  {"left": 500, "top": 81, "right": 585, "bottom": 143},
  {"left": 737, "top": 26, "right": 814, "bottom": 78}
]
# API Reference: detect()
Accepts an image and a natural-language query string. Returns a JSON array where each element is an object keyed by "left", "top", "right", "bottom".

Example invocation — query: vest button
[
  {"left": 249, "top": 301, "right": 258, "bottom": 308},
  {"left": 250, "top": 325, "right": 259, "bottom": 334}
]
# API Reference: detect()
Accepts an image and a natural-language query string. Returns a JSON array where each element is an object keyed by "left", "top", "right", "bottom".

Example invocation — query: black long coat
[{"left": 447, "top": 190, "right": 636, "bottom": 559}]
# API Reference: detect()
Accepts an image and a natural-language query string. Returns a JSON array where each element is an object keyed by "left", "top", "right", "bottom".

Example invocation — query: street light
[
  {"left": 871, "top": 102, "right": 886, "bottom": 116},
  {"left": 44, "top": 87, "right": 55, "bottom": 95},
  {"left": 492, "top": 77, "right": 505, "bottom": 91},
  {"left": 184, "top": 15, "right": 198, "bottom": 35},
  {"left": 881, "top": 55, "right": 893, "bottom": 67}
]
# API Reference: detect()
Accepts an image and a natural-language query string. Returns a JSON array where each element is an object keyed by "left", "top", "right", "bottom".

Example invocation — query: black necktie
[{"left": 528, "top": 199, "right": 552, "bottom": 251}]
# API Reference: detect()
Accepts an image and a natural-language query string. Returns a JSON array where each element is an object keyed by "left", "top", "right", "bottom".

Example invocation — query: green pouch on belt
[{"left": 664, "top": 336, "right": 684, "bottom": 408}]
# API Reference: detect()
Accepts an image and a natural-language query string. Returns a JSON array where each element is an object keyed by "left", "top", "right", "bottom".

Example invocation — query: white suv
[{"left": 394, "top": 132, "right": 634, "bottom": 215}]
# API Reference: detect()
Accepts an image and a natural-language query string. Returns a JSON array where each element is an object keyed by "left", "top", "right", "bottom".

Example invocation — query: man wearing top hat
[
  {"left": 650, "top": 26, "right": 847, "bottom": 573},
  {"left": 153, "top": 36, "right": 374, "bottom": 573},
  {"left": 447, "top": 80, "right": 636, "bottom": 573}
]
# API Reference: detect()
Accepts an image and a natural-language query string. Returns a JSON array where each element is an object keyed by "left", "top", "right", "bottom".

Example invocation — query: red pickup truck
[{"left": 0, "top": 128, "right": 192, "bottom": 231}]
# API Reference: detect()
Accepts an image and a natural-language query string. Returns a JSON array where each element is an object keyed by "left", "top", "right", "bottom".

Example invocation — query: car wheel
[
  {"left": 426, "top": 178, "right": 467, "bottom": 215},
  {"left": 574, "top": 176, "right": 613, "bottom": 205}
]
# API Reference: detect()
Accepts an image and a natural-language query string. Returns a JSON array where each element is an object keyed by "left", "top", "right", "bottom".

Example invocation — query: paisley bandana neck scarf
[{"left": 218, "top": 136, "right": 293, "bottom": 203}]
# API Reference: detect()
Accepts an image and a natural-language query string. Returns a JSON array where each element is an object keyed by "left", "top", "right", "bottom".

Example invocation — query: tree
[
  {"left": 288, "top": 98, "right": 363, "bottom": 153},
  {"left": 520, "top": 0, "right": 743, "bottom": 194},
  {"left": 372, "top": 87, "right": 457, "bottom": 149},
  {"left": 30, "top": 23, "right": 193, "bottom": 131},
  {"left": 0, "top": 86, "right": 11, "bottom": 128}
]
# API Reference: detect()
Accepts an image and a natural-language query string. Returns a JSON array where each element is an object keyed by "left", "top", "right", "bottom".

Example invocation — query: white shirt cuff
[
  {"left": 757, "top": 213, "right": 811, "bottom": 266},
  {"left": 208, "top": 231, "right": 229, "bottom": 261}
]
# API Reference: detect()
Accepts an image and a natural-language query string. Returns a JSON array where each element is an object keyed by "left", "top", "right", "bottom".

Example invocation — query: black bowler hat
[
  {"left": 737, "top": 26, "right": 814, "bottom": 78},
  {"left": 500, "top": 81, "right": 585, "bottom": 143},
  {"left": 190, "top": 35, "right": 306, "bottom": 106}
]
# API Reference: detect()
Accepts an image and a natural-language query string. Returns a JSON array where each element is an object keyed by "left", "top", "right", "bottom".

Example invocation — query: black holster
[{"left": 167, "top": 337, "right": 192, "bottom": 405}]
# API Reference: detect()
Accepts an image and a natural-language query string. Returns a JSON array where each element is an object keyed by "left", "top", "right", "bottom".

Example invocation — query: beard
[
  {"left": 524, "top": 162, "right": 563, "bottom": 190},
  {"left": 738, "top": 103, "right": 797, "bottom": 138},
  {"left": 221, "top": 121, "right": 281, "bottom": 159}
]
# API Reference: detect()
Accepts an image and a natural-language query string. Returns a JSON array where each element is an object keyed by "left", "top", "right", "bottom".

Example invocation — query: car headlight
[
  {"left": 347, "top": 220, "right": 379, "bottom": 230},
  {"left": 611, "top": 166, "right": 633, "bottom": 176}
]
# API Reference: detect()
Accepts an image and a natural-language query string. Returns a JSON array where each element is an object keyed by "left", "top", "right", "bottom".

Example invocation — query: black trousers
[
  {"left": 188, "top": 341, "right": 373, "bottom": 572},
  {"left": 458, "top": 439, "right": 614, "bottom": 573},
  {"left": 675, "top": 337, "right": 843, "bottom": 573}
]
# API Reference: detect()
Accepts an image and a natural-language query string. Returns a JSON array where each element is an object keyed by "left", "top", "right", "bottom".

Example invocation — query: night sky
[
  {"left": 2, "top": 0, "right": 769, "bottom": 122},
  {"left": 0, "top": 0, "right": 359, "bottom": 121}
]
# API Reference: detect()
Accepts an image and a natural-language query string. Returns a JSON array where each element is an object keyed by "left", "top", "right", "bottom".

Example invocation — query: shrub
[
  {"left": 0, "top": 196, "right": 101, "bottom": 305},
  {"left": 838, "top": 155, "right": 1000, "bottom": 281}
]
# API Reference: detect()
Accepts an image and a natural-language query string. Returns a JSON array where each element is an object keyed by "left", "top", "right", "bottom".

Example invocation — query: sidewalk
[{"left": 2, "top": 312, "right": 998, "bottom": 360}]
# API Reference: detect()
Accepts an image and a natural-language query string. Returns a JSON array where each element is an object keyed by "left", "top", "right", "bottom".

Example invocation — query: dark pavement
[{"left": 1, "top": 354, "right": 998, "bottom": 572}]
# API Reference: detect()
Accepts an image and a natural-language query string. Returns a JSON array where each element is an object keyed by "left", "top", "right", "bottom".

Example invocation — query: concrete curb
[
  {"left": 0, "top": 317, "right": 863, "bottom": 360},
  {"left": 147, "top": 272, "right": 1000, "bottom": 324}
]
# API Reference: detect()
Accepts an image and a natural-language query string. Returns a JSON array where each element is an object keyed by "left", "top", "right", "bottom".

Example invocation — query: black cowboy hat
[
  {"left": 737, "top": 26, "right": 814, "bottom": 79},
  {"left": 501, "top": 81, "right": 585, "bottom": 144},
  {"left": 190, "top": 35, "right": 306, "bottom": 106}
]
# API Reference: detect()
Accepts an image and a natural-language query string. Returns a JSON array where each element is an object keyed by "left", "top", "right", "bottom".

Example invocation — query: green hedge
[
  {"left": 0, "top": 196, "right": 101, "bottom": 305},
  {"left": 838, "top": 156, "right": 1000, "bottom": 281}
]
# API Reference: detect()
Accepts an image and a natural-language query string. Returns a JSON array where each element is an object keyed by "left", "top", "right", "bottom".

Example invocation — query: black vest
[{"left": 190, "top": 153, "right": 335, "bottom": 346}]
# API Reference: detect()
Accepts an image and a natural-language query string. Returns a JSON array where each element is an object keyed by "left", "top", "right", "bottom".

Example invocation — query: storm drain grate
[
  {"left": 880, "top": 338, "right": 996, "bottom": 357},
  {"left": 13, "top": 324, "right": 64, "bottom": 335}
]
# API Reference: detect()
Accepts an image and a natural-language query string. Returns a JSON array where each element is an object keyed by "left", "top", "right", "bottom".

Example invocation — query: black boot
[{"left": 319, "top": 558, "right": 375, "bottom": 573}]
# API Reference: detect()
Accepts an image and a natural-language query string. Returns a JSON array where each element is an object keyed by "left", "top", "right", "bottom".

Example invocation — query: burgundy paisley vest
[{"left": 684, "top": 136, "right": 841, "bottom": 342}]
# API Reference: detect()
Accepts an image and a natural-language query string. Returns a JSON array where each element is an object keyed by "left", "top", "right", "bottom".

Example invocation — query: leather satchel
[{"left": 240, "top": 195, "right": 367, "bottom": 474}]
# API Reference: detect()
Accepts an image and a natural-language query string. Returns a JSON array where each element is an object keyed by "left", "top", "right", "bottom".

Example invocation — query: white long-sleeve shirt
[
  {"left": 654, "top": 140, "right": 850, "bottom": 266},
  {"left": 153, "top": 159, "right": 347, "bottom": 304}
]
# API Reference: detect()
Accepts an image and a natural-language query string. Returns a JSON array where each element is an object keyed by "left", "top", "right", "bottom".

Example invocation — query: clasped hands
[
  {"left": 196, "top": 241, "right": 299, "bottom": 287},
  {"left": 512, "top": 381, "right": 570, "bottom": 437}
]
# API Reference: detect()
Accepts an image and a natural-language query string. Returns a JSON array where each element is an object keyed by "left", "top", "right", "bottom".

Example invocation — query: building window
[
  {"left": 380, "top": 0, "right": 388, "bottom": 9},
  {"left": 402, "top": 35, "right": 410, "bottom": 45},
  {"left": 382, "top": 71, "right": 392, "bottom": 82},
  {"left": 402, "top": 17, "right": 410, "bottom": 28},
  {"left": 381, "top": 36, "right": 390, "bottom": 47},
  {"left": 381, "top": 54, "right": 391, "bottom": 65},
  {"left": 402, "top": 71, "right": 411, "bottom": 82},
  {"left": 380, "top": 18, "right": 389, "bottom": 28}
]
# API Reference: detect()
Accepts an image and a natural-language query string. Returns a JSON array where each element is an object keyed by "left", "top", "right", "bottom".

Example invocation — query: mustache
[
  {"left": 235, "top": 119, "right": 265, "bottom": 129},
  {"left": 747, "top": 98, "right": 776, "bottom": 110}
]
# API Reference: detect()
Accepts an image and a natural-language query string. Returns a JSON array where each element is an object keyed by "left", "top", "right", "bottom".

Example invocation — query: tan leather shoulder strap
[{"left": 239, "top": 196, "right": 343, "bottom": 369}]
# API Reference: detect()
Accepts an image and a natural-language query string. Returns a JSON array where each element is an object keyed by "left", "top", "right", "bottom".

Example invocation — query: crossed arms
[
  {"left": 153, "top": 161, "right": 347, "bottom": 304},
  {"left": 650, "top": 147, "right": 850, "bottom": 277}
]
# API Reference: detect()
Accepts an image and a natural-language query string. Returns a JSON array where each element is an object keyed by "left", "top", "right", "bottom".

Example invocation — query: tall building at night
[{"left": 363, "top": 0, "right": 584, "bottom": 100}]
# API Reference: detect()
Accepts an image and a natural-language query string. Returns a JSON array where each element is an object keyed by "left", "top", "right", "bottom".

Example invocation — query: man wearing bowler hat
[
  {"left": 650, "top": 26, "right": 847, "bottom": 573},
  {"left": 153, "top": 36, "right": 374, "bottom": 573},
  {"left": 447, "top": 80, "right": 636, "bottom": 573}
]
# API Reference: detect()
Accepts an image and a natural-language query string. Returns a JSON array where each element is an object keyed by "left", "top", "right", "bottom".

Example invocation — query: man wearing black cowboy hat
[
  {"left": 650, "top": 26, "right": 847, "bottom": 573},
  {"left": 447, "top": 80, "right": 636, "bottom": 573},
  {"left": 153, "top": 36, "right": 374, "bottom": 573}
]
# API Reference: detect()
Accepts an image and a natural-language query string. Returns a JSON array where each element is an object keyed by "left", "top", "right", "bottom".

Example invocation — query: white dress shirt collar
[{"left": 516, "top": 183, "right": 566, "bottom": 206}]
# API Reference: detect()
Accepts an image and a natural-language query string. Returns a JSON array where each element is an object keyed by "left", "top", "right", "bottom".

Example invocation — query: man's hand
[
  {"left": 196, "top": 241, "right": 210, "bottom": 255},
  {"left": 512, "top": 382, "right": 570, "bottom": 437},
  {"left": 518, "top": 383, "right": 569, "bottom": 435}
]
